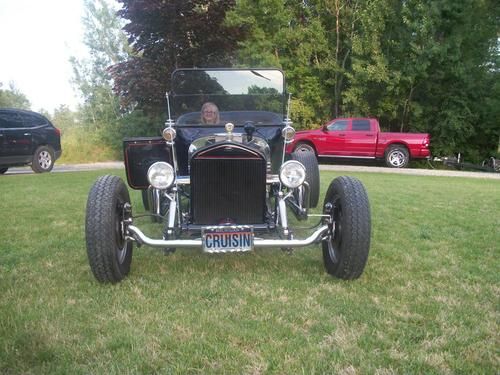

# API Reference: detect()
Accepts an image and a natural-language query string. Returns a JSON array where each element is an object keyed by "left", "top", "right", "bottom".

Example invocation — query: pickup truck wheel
[
  {"left": 295, "top": 142, "right": 316, "bottom": 155},
  {"left": 0, "top": 167, "right": 8, "bottom": 174},
  {"left": 291, "top": 150, "right": 320, "bottom": 208},
  {"left": 31, "top": 146, "right": 55, "bottom": 173},
  {"left": 85, "top": 175, "right": 133, "bottom": 283},
  {"left": 322, "top": 176, "right": 371, "bottom": 279},
  {"left": 385, "top": 145, "right": 409, "bottom": 168}
]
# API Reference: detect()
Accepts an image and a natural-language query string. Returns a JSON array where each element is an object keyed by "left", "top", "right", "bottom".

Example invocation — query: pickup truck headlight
[
  {"left": 147, "top": 162, "right": 175, "bottom": 189},
  {"left": 279, "top": 160, "right": 306, "bottom": 188}
]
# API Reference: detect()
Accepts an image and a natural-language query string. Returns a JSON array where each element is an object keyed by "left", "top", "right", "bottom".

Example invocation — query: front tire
[
  {"left": 385, "top": 145, "right": 409, "bottom": 168},
  {"left": 322, "top": 176, "right": 371, "bottom": 279},
  {"left": 85, "top": 175, "right": 133, "bottom": 283},
  {"left": 31, "top": 146, "right": 55, "bottom": 173}
]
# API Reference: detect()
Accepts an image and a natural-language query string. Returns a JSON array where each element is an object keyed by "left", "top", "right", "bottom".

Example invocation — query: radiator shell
[{"left": 190, "top": 143, "right": 267, "bottom": 225}]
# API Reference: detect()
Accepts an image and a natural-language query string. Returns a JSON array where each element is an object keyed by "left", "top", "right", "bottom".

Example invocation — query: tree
[
  {"left": 227, "top": 0, "right": 364, "bottom": 128},
  {"left": 342, "top": 0, "right": 500, "bottom": 159},
  {"left": 106, "top": 0, "right": 499, "bottom": 159},
  {"left": 110, "top": 0, "right": 245, "bottom": 114},
  {"left": 0, "top": 82, "right": 31, "bottom": 109},
  {"left": 71, "top": 0, "right": 130, "bottom": 128},
  {"left": 50, "top": 105, "right": 78, "bottom": 131}
]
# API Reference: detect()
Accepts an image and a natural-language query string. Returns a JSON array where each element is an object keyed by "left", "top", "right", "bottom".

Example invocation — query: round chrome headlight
[
  {"left": 279, "top": 160, "right": 306, "bottom": 188},
  {"left": 162, "top": 127, "right": 176, "bottom": 142},
  {"left": 147, "top": 162, "right": 175, "bottom": 189},
  {"left": 282, "top": 126, "right": 296, "bottom": 143}
]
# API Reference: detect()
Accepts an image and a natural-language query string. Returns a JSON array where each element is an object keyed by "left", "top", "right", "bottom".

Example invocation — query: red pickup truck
[{"left": 286, "top": 118, "right": 431, "bottom": 168}]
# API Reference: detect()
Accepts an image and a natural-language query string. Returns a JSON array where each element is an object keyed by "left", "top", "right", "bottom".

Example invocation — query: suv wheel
[
  {"left": 85, "top": 175, "right": 133, "bottom": 283},
  {"left": 31, "top": 146, "right": 55, "bottom": 173},
  {"left": 322, "top": 176, "right": 371, "bottom": 279}
]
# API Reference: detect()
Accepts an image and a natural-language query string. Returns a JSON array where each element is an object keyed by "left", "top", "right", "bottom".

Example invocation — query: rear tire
[
  {"left": 385, "top": 145, "right": 409, "bottom": 168},
  {"left": 141, "top": 189, "right": 150, "bottom": 210},
  {"left": 85, "top": 175, "right": 133, "bottom": 283},
  {"left": 291, "top": 150, "right": 320, "bottom": 208},
  {"left": 0, "top": 167, "right": 8, "bottom": 174},
  {"left": 322, "top": 176, "right": 371, "bottom": 279},
  {"left": 31, "top": 146, "right": 55, "bottom": 173}
]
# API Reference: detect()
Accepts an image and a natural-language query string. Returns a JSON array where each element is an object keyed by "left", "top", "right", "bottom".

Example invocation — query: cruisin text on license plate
[{"left": 202, "top": 226, "right": 254, "bottom": 253}]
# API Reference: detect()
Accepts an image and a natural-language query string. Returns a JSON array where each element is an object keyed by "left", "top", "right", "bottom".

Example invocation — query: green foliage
[
  {"left": 70, "top": 0, "right": 130, "bottom": 152},
  {"left": 227, "top": 0, "right": 336, "bottom": 127},
  {"left": 46, "top": 105, "right": 118, "bottom": 163},
  {"left": 51, "top": 105, "right": 78, "bottom": 131},
  {"left": 57, "top": 126, "right": 119, "bottom": 163},
  {"left": 100, "top": 110, "right": 164, "bottom": 151},
  {"left": 67, "top": 0, "right": 499, "bottom": 162},
  {"left": 341, "top": 0, "right": 499, "bottom": 160},
  {"left": 0, "top": 82, "right": 31, "bottom": 109},
  {"left": 110, "top": 0, "right": 244, "bottom": 113},
  {"left": 226, "top": 0, "right": 499, "bottom": 161}
]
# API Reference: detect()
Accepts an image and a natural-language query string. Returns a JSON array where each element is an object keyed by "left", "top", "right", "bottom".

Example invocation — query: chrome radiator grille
[{"left": 190, "top": 145, "right": 267, "bottom": 225}]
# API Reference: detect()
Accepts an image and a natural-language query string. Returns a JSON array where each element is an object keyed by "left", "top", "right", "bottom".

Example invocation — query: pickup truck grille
[{"left": 190, "top": 144, "right": 267, "bottom": 225}]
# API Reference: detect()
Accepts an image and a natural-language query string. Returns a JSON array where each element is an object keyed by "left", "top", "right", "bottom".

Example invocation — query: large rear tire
[
  {"left": 85, "top": 175, "right": 133, "bottom": 283},
  {"left": 141, "top": 189, "right": 150, "bottom": 211},
  {"left": 291, "top": 150, "right": 320, "bottom": 208},
  {"left": 322, "top": 176, "right": 371, "bottom": 279}
]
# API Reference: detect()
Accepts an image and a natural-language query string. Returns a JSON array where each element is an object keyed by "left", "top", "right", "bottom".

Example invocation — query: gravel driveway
[
  {"left": 4, "top": 161, "right": 499, "bottom": 179},
  {"left": 319, "top": 164, "right": 500, "bottom": 179}
]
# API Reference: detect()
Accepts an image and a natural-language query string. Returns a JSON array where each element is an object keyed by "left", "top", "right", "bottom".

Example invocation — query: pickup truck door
[
  {"left": 319, "top": 119, "right": 349, "bottom": 156},
  {"left": 344, "top": 119, "right": 378, "bottom": 157}
]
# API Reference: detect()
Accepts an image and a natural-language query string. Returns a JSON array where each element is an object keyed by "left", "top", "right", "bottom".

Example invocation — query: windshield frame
[{"left": 169, "top": 68, "right": 287, "bottom": 124}]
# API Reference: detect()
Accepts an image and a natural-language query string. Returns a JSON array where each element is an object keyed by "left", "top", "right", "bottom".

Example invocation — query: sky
[{"left": 0, "top": 0, "right": 87, "bottom": 112}]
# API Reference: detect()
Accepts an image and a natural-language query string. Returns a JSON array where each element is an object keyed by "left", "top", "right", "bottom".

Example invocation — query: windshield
[{"left": 171, "top": 69, "right": 285, "bottom": 125}]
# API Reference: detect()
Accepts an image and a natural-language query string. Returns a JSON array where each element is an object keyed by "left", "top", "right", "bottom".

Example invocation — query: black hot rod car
[{"left": 85, "top": 68, "right": 371, "bottom": 283}]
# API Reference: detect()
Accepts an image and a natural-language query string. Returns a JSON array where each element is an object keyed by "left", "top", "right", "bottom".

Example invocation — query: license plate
[{"left": 202, "top": 226, "right": 253, "bottom": 253}]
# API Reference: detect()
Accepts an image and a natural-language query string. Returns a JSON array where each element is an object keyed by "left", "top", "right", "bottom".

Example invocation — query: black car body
[
  {"left": 0, "top": 108, "right": 62, "bottom": 173},
  {"left": 85, "top": 69, "right": 372, "bottom": 283}
]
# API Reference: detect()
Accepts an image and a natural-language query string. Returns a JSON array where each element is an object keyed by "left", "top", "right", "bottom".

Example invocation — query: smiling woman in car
[{"left": 200, "top": 102, "right": 219, "bottom": 124}]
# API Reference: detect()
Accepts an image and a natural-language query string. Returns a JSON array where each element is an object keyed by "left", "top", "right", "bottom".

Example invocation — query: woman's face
[{"left": 203, "top": 106, "right": 217, "bottom": 124}]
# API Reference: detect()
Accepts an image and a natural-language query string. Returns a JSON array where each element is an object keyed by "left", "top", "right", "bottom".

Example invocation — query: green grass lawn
[{"left": 0, "top": 170, "right": 498, "bottom": 374}]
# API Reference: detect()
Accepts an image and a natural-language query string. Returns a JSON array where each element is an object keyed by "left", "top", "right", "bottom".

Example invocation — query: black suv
[{"left": 0, "top": 108, "right": 62, "bottom": 173}]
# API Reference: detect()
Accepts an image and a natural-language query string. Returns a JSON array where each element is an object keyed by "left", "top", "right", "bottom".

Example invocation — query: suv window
[
  {"left": 20, "top": 113, "right": 47, "bottom": 128},
  {"left": 352, "top": 119, "right": 371, "bottom": 131},
  {"left": 327, "top": 120, "right": 349, "bottom": 131},
  {"left": 0, "top": 111, "right": 23, "bottom": 129}
]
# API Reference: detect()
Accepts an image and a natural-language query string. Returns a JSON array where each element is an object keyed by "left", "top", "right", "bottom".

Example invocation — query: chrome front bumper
[{"left": 126, "top": 225, "right": 329, "bottom": 249}]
